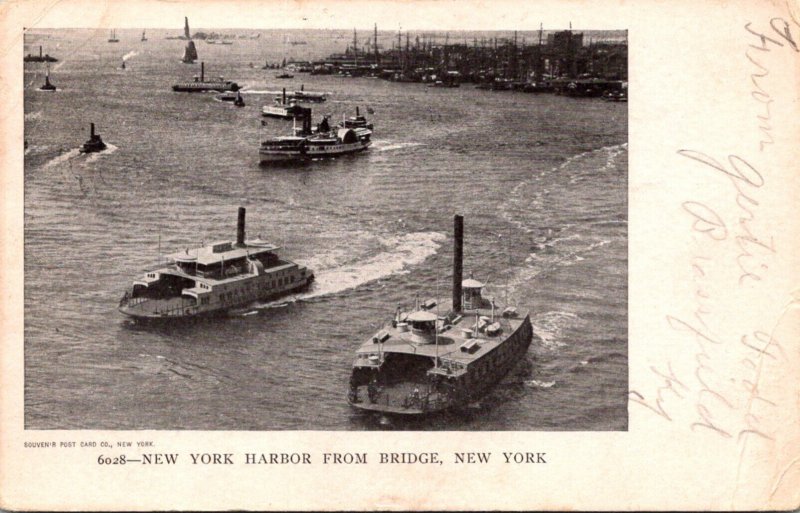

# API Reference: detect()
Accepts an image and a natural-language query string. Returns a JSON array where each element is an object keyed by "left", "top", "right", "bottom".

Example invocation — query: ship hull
[
  {"left": 259, "top": 141, "right": 370, "bottom": 164},
  {"left": 119, "top": 275, "right": 314, "bottom": 321},
  {"left": 172, "top": 82, "right": 239, "bottom": 92},
  {"left": 349, "top": 313, "right": 533, "bottom": 416}
]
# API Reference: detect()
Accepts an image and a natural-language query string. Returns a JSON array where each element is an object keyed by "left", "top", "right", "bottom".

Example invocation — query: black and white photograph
[
  {"left": 23, "top": 18, "right": 628, "bottom": 431},
  {"left": 5, "top": 0, "right": 800, "bottom": 510}
]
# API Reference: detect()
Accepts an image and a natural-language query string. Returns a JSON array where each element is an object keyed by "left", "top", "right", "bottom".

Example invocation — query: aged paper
[{"left": 1, "top": 0, "right": 799, "bottom": 510}]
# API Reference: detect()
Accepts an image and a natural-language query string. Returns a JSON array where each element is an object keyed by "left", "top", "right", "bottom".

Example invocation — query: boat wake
[
  {"left": 82, "top": 143, "right": 119, "bottom": 165},
  {"left": 41, "top": 148, "right": 81, "bottom": 170},
  {"left": 371, "top": 141, "right": 423, "bottom": 152},
  {"left": 524, "top": 379, "right": 556, "bottom": 389},
  {"left": 122, "top": 51, "right": 139, "bottom": 62},
  {"left": 532, "top": 310, "right": 579, "bottom": 350},
  {"left": 242, "top": 231, "right": 446, "bottom": 312}
]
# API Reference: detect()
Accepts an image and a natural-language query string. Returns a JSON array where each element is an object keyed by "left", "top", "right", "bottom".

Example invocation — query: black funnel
[
  {"left": 90, "top": 123, "right": 95, "bottom": 137},
  {"left": 453, "top": 214, "right": 463, "bottom": 312},
  {"left": 236, "top": 207, "right": 246, "bottom": 246}
]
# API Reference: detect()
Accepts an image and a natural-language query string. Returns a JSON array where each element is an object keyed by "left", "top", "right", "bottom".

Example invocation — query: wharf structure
[{"left": 312, "top": 26, "right": 627, "bottom": 95}]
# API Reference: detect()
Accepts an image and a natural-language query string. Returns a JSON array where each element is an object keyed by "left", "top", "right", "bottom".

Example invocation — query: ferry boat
[
  {"left": 80, "top": 123, "right": 106, "bottom": 153},
  {"left": 259, "top": 107, "right": 372, "bottom": 164},
  {"left": 347, "top": 215, "right": 534, "bottom": 415},
  {"left": 172, "top": 62, "right": 239, "bottom": 92},
  {"left": 39, "top": 63, "right": 56, "bottom": 91},
  {"left": 287, "top": 84, "right": 326, "bottom": 103},
  {"left": 24, "top": 46, "right": 58, "bottom": 63},
  {"left": 261, "top": 88, "right": 303, "bottom": 119},
  {"left": 119, "top": 207, "right": 314, "bottom": 321}
]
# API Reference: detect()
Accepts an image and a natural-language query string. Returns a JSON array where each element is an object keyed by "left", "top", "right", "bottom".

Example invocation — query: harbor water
[{"left": 24, "top": 29, "right": 627, "bottom": 430}]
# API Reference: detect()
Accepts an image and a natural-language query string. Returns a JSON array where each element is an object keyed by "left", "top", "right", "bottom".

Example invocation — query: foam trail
[
  {"left": 372, "top": 141, "right": 423, "bottom": 152},
  {"left": 525, "top": 380, "right": 555, "bottom": 388},
  {"left": 83, "top": 143, "right": 119, "bottom": 165},
  {"left": 247, "top": 231, "right": 446, "bottom": 310},
  {"left": 122, "top": 51, "right": 138, "bottom": 62},
  {"left": 41, "top": 148, "right": 81, "bottom": 171}
]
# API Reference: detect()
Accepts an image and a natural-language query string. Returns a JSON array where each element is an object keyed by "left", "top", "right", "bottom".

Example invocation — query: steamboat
[
  {"left": 287, "top": 84, "right": 326, "bottom": 103},
  {"left": 348, "top": 215, "right": 533, "bottom": 415},
  {"left": 172, "top": 62, "right": 239, "bottom": 92},
  {"left": 39, "top": 63, "right": 56, "bottom": 91},
  {"left": 24, "top": 46, "right": 58, "bottom": 63},
  {"left": 259, "top": 107, "right": 372, "bottom": 164},
  {"left": 119, "top": 207, "right": 314, "bottom": 321},
  {"left": 80, "top": 123, "right": 106, "bottom": 153},
  {"left": 262, "top": 88, "right": 304, "bottom": 119}
]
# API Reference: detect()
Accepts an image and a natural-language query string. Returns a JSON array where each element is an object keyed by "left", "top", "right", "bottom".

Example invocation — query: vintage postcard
[{"left": 0, "top": 0, "right": 798, "bottom": 510}]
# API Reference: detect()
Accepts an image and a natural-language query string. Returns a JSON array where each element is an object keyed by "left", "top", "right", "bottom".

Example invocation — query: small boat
[
  {"left": 24, "top": 46, "right": 58, "bottom": 63},
  {"left": 118, "top": 207, "right": 315, "bottom": 321},
  {"left": 141, "top": 30, "right": 147, "bottom": 42},
  {"left": 602, "top": 90, "right": 628, "bottom": 102},
  {"left": 347, "top": 215, "right": 533, "bottom": 416},
  {"left": 339, "top": 107, "right": 373, "bottom": 130},
  {"left": 39, "top": 63, "right": 56, "bottom": 91},
  {"left": 108, "top": 29, "right": 119, "bottom": 43},
  {"left": 80, "top": 123, "right": 107, "bottom": 153},
  {"left": 216, "top": 90, "right": 245, "bottom": 107},
  {"left": 181, "top": 40, "right": 198, "bottom": 63},
  {"left": 172, "top": 62, "right": 240, "bottom": 92},
  {"left": 261, "top": 88, "right": 304, "bottom": 119},
  {"left": 276, "top": 72, "right": 294, "bottom": 79},
  {"left": 259, "top": 107, "right": 372, "bottom": 164}
]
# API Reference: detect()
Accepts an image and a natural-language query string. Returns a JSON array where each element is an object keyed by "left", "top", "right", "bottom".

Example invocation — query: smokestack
[
  {"left": 39, "top": 46, "right": 42, "bottom": 58},
  {"left": 452, "top": 214, "right": 463, "bottom": 312},
  {"left": 282, "top": 87, "right": 286, "bottom": 104},
  {"left": 90, "top": 123, "right": 95, "bottom": 137},
  {"left": 236, "top": 207, "right": 246, "bottom": 246},
  {"left": 356, "top": 106, "right": 360, "bottom": 116},
  {"left": 200, "top": 62, "right": 204, "bottom": 82}
]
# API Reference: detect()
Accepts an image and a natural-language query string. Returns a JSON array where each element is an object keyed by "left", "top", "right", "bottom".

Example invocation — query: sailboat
[
  {"left": 181, "top": 17, "right": 197, "bottom": 63},
  {"left": 141, "top": 30, "right": 147, "bottom": 42},
  {"left": 108, "top": 29, "right": 119, "bottom": 43}
]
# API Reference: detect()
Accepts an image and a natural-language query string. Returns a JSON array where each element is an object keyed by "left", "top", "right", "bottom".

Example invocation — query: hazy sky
[{"left": 16, "top": 0, "right": 629, "bottom": 31}]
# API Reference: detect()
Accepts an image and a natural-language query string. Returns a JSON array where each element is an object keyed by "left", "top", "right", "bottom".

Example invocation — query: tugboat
[
  {"left": 172, "top": 62, "right": 239, "bottom": 92},
  {"left": 24, "top": 46, "right": 58, "bottom": 63},
  {"left": 119, "top": 207, "right": 314, "bottom": 321},
  {"left": 347, "top": 215, "right": 534, "bottom": 415},
  {"left": 79, "top": 123, "right": 106, "bottom": 153},
  {"left": 261, "top": 88, "right": 303, "bottom": 119},
  {"left": 216, "top": 90, "right": 245, "bottom": 107},
  {"left": 259, "top": 107, "right": 372, "bottom": 164},
  {"left": 339, "top": 107, "right": 374, "bottom": 130},
  {"left": 38, "top": 63, "right": 56, "bottom": 91}
]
